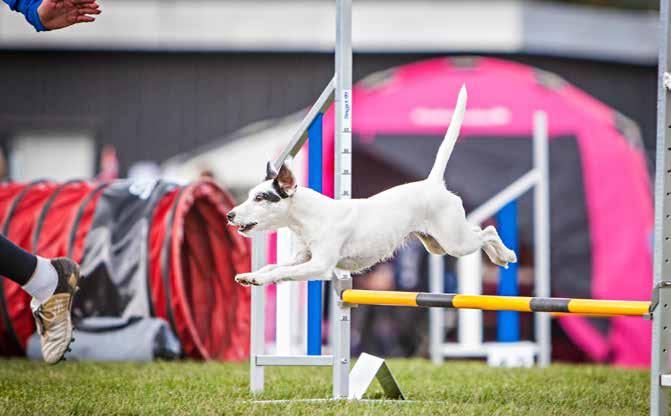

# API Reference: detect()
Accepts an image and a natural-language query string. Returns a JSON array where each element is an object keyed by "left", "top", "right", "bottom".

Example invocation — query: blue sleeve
[{"left": 3, "top": 0, "right": 46, "bottom": 32}]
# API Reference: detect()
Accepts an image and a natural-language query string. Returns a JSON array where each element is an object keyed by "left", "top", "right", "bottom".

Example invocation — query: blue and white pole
[
  {"left": 307, "top": 114, "right": 324, "bottom": 356},
  {"left": 497, "top": 200, "right": 519, "bottom": 342}
]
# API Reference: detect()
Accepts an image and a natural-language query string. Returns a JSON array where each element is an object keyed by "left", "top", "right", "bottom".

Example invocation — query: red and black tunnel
[{"left": 0, "top": 180, "right": 250, "bottom": 360}]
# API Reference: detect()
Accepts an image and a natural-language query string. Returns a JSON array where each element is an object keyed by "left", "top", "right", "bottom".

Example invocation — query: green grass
[{"left": 0, "top": 358, "right": 652, "bottom": 415}]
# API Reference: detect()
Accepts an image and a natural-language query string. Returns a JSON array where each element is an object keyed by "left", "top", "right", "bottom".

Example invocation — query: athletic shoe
[{"left": 32, "top": 258, "right": 80, "bottom": 364}]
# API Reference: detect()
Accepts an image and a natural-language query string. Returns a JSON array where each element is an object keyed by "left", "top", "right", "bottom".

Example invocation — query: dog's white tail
[{"left": 427, "top": 85, "right": 467, "bottom": 183}]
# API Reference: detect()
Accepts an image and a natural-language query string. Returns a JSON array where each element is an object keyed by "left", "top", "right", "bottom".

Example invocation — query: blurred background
[{"left": 0, "top": 0, "right": 661, "bottom": 367}]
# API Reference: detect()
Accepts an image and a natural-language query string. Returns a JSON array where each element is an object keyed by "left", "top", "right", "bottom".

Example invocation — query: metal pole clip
[
  {"left": 648, "top": 281, "right": 671, "bottom": 319},
  {"left": 332, "top": 271, "right": 353, "bottom": 295}
]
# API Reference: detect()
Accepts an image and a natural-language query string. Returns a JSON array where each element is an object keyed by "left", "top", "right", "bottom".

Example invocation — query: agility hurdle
[
  {"left": 247, "top": 0, "right": 671, "bottom": 414},
  {"left": 341, "top": 290, "right": 651, "bottom": 317}
]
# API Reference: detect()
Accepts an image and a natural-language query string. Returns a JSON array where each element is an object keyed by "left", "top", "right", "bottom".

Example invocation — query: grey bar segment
[
  {"left": 417, "top": 293, "right": 455, "bottom": 308},
  {"left": 529, "top": 297, "right": 570, "bottom": 313}
]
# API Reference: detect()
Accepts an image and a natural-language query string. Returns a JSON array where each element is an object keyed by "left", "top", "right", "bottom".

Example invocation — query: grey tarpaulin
[
  {"left": 74, "top": 180, "right": 177, "bottom": 319},
  {"left": 26, "top": 317, "right": 181, "bottom": 362}
]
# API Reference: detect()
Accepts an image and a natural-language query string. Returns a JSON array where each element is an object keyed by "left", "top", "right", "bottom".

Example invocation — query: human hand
[{"left": 37, "top": 0, "right": 101, "bottom": 31}]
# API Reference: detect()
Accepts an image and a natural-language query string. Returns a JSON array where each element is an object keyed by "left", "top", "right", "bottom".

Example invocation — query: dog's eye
[{"left": 254, "top": 194, "right": 264, "bottom": 202}]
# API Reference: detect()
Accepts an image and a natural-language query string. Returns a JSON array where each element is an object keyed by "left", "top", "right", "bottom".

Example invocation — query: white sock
[{"left": 22, "top": 256, "right": 58, "bottom": 306}]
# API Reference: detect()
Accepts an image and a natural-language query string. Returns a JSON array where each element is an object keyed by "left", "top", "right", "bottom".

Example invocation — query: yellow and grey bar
[{"left": 340, "top": 290, "right": 651, "bottom": 317}]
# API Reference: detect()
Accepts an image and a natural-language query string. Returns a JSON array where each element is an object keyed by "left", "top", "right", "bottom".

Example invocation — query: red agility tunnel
[{"left": 0, "top": 180, "right": 250, "bottom": 360}]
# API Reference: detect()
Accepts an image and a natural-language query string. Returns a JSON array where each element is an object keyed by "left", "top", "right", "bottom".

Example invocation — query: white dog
[{"left": 228, "top": 85, "right": 517, "bottom": 286}]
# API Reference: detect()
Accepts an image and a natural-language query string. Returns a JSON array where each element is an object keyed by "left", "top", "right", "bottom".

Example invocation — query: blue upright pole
[
  {"left": 307, "top": 113, "right": 324, "bottom": 355},
  {"left": 497, "top": 200, "right": 519, "bottom": 342}
]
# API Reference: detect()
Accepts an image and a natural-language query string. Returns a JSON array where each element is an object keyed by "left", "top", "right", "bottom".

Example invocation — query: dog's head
[{"left": 227, "top": 161, "right": 297, "bottom": 237}]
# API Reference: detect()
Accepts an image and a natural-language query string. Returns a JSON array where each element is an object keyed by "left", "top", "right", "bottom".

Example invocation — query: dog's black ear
[
  {"left": 265, "top": 161, "right": 278, "bottom": 180},
  {"left": 274, "top": 163, "right": 297, "bottom": 197}
]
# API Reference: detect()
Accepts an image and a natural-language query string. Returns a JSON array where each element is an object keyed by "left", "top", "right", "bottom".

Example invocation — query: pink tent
[{"left": 320, "top": 56, "right": 653, "bottom": 367}]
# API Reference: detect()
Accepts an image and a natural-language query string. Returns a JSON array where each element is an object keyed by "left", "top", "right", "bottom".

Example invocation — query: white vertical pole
[
  {"left": 332, "top": 0, "right": 353, "bottom": 400},
  {"left": 292, "top": 151, "right": 308, "bottom": 353},
  {"left": 250, "top": 233, "right": 267, "bottom": 393},
  {"left": 276, "top": 159, "right": 301, "bottom": 355},
  {"left": 429, "top": 254, "right": 445, "bottom": 364},
  {"left": 291, "top": 280, "right": 306, "bottom": 353},
  {"left": 329, "top": 278, "right": 336, "bottom": 352},
  {"left": 276, "top": 227, "right": 295, "bottom": 355},
  {"left": 651, "top": 1, "right": 671, "bottom": 414},
  {"left": 457, "top": 252, "right": 483, "bottom": 349},
  {"left": 533, "top": 111, "right": 551, "bottom": 368}
]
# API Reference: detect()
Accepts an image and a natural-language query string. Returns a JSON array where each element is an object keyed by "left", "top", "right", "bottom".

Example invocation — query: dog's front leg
[
  {"left": 250, "top": 250, "right": 310, "bottom": 273},
  {"left": 236, "top": 258, "right": 333, "bottom": 286},
  {"left": 234, "top": 264, "right": 278, "bottom": 284},
  {"left": 235, "top": 248, "right": 310, "bottom": 284}
]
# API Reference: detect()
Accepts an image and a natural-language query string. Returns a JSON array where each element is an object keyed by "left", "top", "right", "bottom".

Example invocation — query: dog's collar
[{"left": 272, "top": 180, "right": 290, "bottom": 199}]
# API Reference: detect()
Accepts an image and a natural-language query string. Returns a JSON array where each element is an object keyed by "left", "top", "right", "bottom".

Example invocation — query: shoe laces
[
  {"left": 33, "top": 306, "right": 46, "bottom": 336},
  {"left": 33, "top": 297, "right": 68, "bottom": 337}
]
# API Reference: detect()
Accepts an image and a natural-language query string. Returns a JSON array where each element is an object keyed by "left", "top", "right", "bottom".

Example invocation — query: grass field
[{"left": 0, "top": 358, "right": 652, "bottom": 415}]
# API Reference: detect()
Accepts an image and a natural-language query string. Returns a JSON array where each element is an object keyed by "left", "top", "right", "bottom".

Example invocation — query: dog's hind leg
[
  {"left": 426, "top": 217, "right": 517, "bottom": 268},
  {"left": 476, "top": 225, "right": 517, "bottom": 268},
  {"left": 426, "top": 216, "right": 484, "bottom": 258},
  {"left": 414, "top": 232, "right": 446, "bottom": 255}
]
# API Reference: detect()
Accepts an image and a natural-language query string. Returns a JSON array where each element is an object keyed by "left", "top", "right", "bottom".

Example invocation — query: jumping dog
[{"left": 227, "top": 86, "right": 517, "bottom": 286}]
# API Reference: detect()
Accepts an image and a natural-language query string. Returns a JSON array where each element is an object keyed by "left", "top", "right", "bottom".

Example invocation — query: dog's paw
[
  {"left": 235, "top": 273, "right": 264, "bottom": 286},
  {"left": 492, "top": 248, "right": 517, "bottom": 269},
  {"left": 503, "top": 249, "right": 518, "bottom": 264},
  {"left": 234, "top": 274, "right": 251, "bottom": 286},
  {"left": 494, "top": 260, "right": 509, "bottom": 269},
  {"left": 490, "top": 256, "right": 511, "bottom": 269}
]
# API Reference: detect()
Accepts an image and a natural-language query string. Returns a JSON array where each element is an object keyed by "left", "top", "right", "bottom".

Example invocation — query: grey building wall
[{"left": 0, "top": 51, "right": 656, "bottom": 174}]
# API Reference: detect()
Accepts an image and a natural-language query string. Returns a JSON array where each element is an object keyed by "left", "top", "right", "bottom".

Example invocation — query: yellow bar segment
[
  {"left": 567, "top": 299, "right": 650, "bottom": 317},
  {"left": 452, "top": 294, "right": 533, "bottom": 312},
  {"left": 341, "top": 290, "right": 418, "bottom": 307}
]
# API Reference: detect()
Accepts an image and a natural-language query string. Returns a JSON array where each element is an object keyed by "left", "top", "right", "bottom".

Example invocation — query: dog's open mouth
[{"left": 238, "top": 222, "right": 258, "bottom": 233}]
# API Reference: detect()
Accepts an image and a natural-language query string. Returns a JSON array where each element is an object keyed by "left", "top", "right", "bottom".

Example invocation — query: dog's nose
[{"left": 227, "top": 211, "right": 236, "bottom": 222}]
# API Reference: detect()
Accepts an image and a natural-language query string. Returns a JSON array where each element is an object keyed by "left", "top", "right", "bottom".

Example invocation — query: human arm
[{"left": 2, "top": 0, "right": 101, "bottom": 32}]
